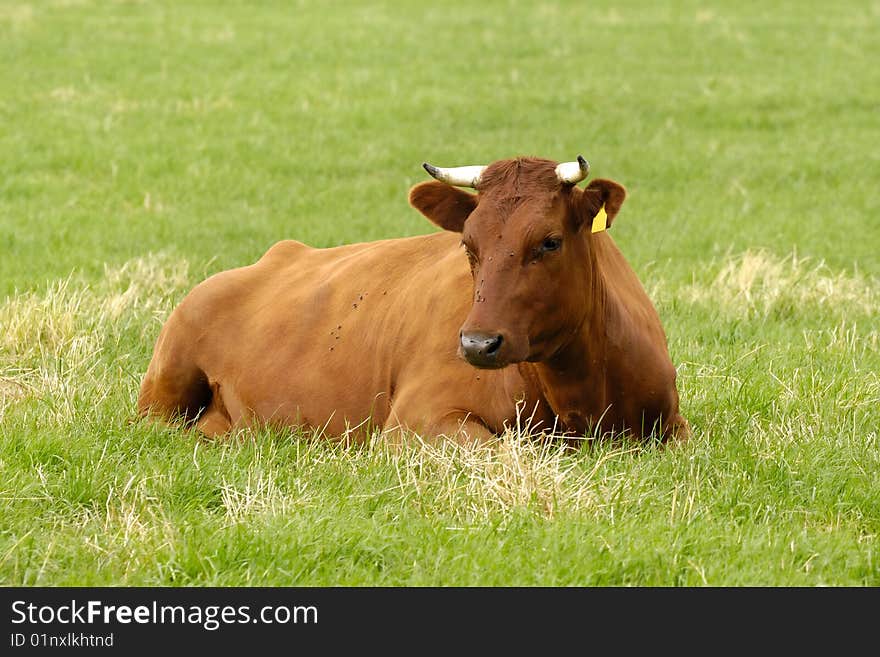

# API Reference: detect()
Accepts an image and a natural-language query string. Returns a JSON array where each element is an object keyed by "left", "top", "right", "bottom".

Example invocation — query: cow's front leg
[
  {"left": 429, "top": 412, "right": 495, "bottom": 446},
  {"left": 384, "top": 404, "right": 494, "bottom": 446},
  {"left": 662, "top": 414, "right": 691, "bottom": 445},
  {"left": 196, "top": 404, "right": 232, "bottom": 438}
]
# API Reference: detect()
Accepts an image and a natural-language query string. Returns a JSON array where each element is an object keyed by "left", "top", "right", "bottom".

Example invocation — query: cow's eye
[
  {"left": 462, "top": 244, "right": 478, "bottom": 268},
  {"left": 541, "top": 237, "right": 562, "bottom": 253}
]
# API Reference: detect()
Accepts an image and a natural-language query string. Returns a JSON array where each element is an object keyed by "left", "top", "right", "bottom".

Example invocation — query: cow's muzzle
[{"left": 459, "top": 331, "right": 506, "bottom": 369}]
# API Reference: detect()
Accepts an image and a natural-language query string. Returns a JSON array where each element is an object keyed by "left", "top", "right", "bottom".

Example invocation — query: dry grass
[
  {"left": 0, "top": 253, "right": 190, "bottom": 411},
  {"left": 220, "top": 471, "right": 312, "bottom": 523},
  {"left": 678, "top": 249, "right": 878, "bottom": 318},
  {"left": 389, "top": 432, "right": 639, "bottom": 521},
  {"left": 1, "top": 252, "right": 188, "bottom": 357},
  {"left": 0, "top": 4, "right": 34, "bottom": 29}
]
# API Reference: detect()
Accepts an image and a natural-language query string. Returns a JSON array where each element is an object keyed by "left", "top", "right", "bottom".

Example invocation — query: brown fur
[
  {"left": 138, "top": 156, "right": 689, "bottom": 444},
  {"left": 476, "top": 157, "right": 561, "bottom": 215}
]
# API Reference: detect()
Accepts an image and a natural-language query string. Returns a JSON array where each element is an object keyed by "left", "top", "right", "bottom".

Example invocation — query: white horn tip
[{"left": 422, "top": 163, "right": 486, "bottom": 188}]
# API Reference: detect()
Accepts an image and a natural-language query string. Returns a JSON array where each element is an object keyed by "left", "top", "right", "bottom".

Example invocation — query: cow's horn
[
  {"left": 422, "top": 162, "right": 487, "bottom": 188},
  {"left": 555, "top": 155, "right": 590, "bottom": 184}
]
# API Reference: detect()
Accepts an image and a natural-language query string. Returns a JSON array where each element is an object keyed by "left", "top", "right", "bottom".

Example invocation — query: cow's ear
[
  {"left": 573, "top": 178, "right": 627, "bottom": 231},
  {"left": 409, "top": 181, "right": 478, "bottom": 233}
]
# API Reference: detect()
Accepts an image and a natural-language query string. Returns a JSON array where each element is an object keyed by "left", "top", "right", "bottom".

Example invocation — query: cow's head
[{"left": 409, "top": 156, "right": 625, "bottom": 369}]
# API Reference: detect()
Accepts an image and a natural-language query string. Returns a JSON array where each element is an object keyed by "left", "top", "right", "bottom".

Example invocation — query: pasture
[{"left": 1, "top": 1, "right": 878, "bottom": 586}]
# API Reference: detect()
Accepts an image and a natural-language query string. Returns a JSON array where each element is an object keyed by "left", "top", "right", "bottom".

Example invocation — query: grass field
[{"left": 1, "top": 1, "right": 878, "bottom": 586}]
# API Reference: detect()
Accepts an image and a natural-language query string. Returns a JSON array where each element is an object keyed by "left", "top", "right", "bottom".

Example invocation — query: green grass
[{"left": 1, "top": 0, "right": 878, "bottom": 586}]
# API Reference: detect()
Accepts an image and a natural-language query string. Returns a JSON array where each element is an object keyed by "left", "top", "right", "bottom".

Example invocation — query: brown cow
[{"left": 138, "top": 156, "right": 689, "bottom": 444}]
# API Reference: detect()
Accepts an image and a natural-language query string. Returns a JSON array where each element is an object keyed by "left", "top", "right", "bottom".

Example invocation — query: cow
[{"left": 137, "top": 156, "right": 689, "bottom": 445}]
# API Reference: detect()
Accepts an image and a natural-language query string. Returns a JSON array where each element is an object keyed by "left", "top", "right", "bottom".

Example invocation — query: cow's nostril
[{"left": 485, "top": 334, "right": 503, "bottom": 355}]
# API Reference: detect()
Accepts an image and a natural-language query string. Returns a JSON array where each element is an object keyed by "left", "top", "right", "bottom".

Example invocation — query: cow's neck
[{"left": 521, "top": 252, "right": 618, "bottom": 435}]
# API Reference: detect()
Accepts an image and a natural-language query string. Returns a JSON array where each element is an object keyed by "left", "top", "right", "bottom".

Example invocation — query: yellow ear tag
[{"left": 591, "top": 204, "right": 608, "bottom": 233}]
